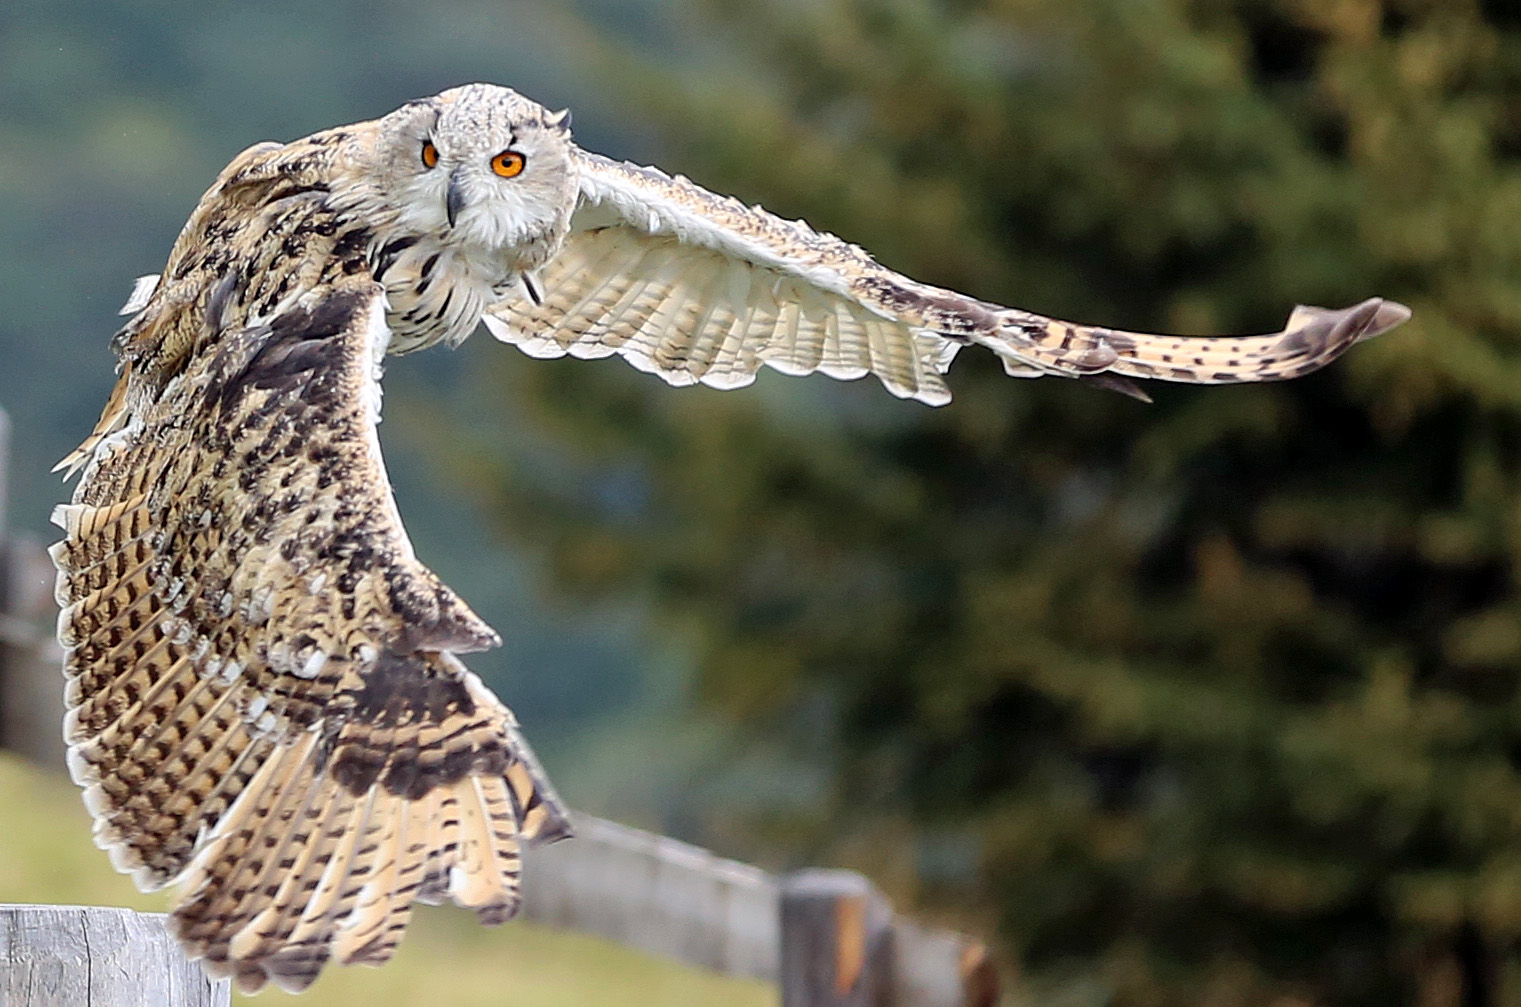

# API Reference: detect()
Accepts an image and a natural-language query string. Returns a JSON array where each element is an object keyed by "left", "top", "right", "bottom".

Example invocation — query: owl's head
[{"left": 372, "top": 83, "right": 577, "bottom": 255}]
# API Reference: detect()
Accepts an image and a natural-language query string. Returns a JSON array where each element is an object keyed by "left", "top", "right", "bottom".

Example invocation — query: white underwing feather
[{"left": 120, "top": 273, "right": 162, "bottom": 315}]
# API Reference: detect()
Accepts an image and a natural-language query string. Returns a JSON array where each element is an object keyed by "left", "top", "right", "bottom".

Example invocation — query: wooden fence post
[
  {"left": 892, "top": 916, "right": 1001, "bottom": 1007},
  {"left": 0, "top": 905, "right": 229, "bottom": 1006},
  {"left": 780, "top": 870, "right": 896, "bottom": 1007},
  {"left": 0, "top": 542, "right": 66, "bottom": 772},
  {"left": 0, "top": 405, "right": 11, "bottom": 632},
  {"left": 0, "top": 405, "right": 10, "bottom": 545},
  {"left": 0, "top": 404, "right": 68, "bottom": 772}
]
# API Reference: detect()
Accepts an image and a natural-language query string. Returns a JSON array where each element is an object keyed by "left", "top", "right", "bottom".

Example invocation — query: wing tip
[
  {"left": 1354, "top": 296, "right": 1412, "bottom": 341},
  {"left": 1283, "top": 297, "right": 1411, "bottom": 357}
]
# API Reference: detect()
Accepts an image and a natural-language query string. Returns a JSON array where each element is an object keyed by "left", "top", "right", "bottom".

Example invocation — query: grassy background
[{"left": 0, "top": 752, "right": 777, "bottom": 1006}]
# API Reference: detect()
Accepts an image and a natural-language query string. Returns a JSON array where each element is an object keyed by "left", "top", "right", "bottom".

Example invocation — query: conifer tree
[{"left": 456, "top": 2, "right": 1521, "bottom": 1002}]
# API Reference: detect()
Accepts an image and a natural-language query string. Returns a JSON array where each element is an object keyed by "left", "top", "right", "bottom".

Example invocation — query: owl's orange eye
[
  {"left": 420, "top": 141, "right": 439, "bottom": 169},
  {"left": 490, "top": 150, "right": 526, "bottom": 178}
]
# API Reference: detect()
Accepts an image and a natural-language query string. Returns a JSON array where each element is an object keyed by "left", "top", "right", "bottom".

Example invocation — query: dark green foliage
[{"left": 461, "top": 1, "right": 1521, "bottom": 1003}]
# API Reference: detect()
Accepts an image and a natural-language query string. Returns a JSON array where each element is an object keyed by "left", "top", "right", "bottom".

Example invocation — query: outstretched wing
[
  {"left": 483, "top": 149, "right": 1409, "bottom": 404},
  {"left": 51, "top": 282, "right": 570, "bottom": 994}
]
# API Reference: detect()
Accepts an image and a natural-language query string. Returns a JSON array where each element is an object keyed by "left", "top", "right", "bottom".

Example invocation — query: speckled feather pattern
[
  {"left": 53, "top": 282, "right": 570, "bottom": 991},
  {"left": 485, "top": 148, "right": 1410, "bottom": 404},
  {"left": 54, "top": 82, "right": 1406, "bottom": 994},
  {"left": 55, "top": 85, "right": 576, "bottom": 994}
]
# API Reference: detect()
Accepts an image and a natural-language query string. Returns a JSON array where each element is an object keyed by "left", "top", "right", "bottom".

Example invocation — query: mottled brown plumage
[
  {"left": 54, "top": 83, "right": 1407, "bottom": 994},
  {"left": 54, "top": 277, "right": 569, "bottom": 991},
  {"left": 55, "top": 86, "right": 575, "bottom": 994}
]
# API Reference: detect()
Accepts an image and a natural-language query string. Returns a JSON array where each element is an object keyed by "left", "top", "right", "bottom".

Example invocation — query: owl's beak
[{"left": 445, "top": 168, "right": 468, "bottom": 228}]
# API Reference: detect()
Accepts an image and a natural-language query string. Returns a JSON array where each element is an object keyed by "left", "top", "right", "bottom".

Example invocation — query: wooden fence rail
[
  {"left": 0, "top": 404, "right": 1000, "bottom": 1006},
  {"left": 520, "top": 818, "right": 999, "bottom": 1005},
  {"left": 522, "top": 813, "right": 780, "bottom": 979}
]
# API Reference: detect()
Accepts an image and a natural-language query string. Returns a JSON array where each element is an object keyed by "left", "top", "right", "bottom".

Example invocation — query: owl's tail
[{"left": 978, "top": 297, "right": 1410, "bottom": 401}]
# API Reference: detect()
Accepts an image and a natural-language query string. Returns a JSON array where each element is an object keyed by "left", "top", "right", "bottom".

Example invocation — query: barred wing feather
[
  {"left": 484, "top": 148, "right": 1409, "bottom": 404},
  {"left": 51, "top": 282, "right": 570, "bottom": 994},
  {"left": 484, "top": 150, "right": 960, "bottom": 404}
]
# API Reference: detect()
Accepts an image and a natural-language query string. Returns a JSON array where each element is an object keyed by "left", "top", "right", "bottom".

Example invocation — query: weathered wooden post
[
  {"left": 0, "top": 905, "right": 228, "bottom": 1006},
  {"left": 0, "top": 405, "right": 11, "bottom": 632},
  {"left": 780, "top": 870, "right": 896, "bottom": 1007},
  {"left": 893, "top": 916, "right": 1001, "bottom": 1007},
  {"left": 0, "top": 544, "right": 67, "bottom": 772},
  {"left": 778, "top": 869, "right": 1003, "bottom": 1007},
  {"left": 0, "top": 405, "right": 10, "bottom": 546},
  {"left": 0, "top": 404, "right": 67, "bottom": 772}
]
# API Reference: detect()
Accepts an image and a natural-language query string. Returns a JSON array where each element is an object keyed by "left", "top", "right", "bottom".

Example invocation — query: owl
[{"left": 51, "top": 83, "right": 1409, "bottom": 993}]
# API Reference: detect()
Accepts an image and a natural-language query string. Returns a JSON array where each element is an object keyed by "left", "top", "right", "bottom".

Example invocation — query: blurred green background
[{"left": 2, "top": 1, "right": 1518, "bottom": 1005}]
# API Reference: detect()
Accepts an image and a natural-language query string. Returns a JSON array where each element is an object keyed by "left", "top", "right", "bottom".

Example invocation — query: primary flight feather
[{"left": 52, "top": 83, "right": 1409, "bottom": 993}]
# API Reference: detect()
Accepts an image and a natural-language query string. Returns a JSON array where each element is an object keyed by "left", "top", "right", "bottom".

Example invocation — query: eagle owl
[{"left": 50, "top": 83, "right": 1409, "bottom": 993}]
